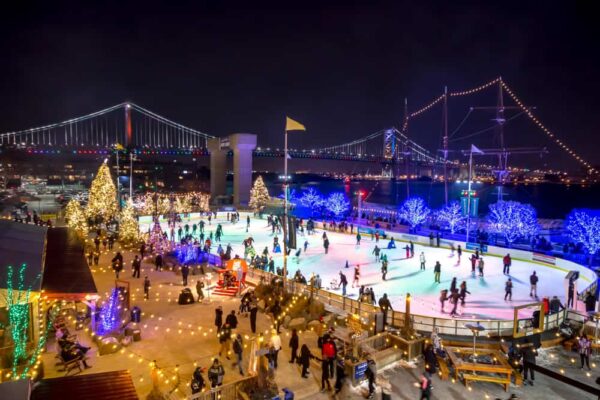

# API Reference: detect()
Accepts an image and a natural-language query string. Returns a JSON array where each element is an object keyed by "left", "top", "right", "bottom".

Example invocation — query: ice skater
[
  {"left": 356, "top": 232, "right": 361, "bottom": 246},
  {"left": 419, "top": 252, "right": 426, "bottom": 270},
  {"left": 304, "top": 240, "right": 309, "bottom": 253},
  {"left": 381, "top": 260, "right": 388, "bottom": 281},
  {"left": 372, "top": 245, "right": 381, "bottom": 262},
  {"left": 450, "top": 243, "right": 455, "bottom": 257},
  {"left": 434, "top": 261, "right": 441, "bottom": 283},
  {"left": 457, "top": 245, "right": 462, "bottom": 264},
  {"left": 352, "top": 264, "right": 360, "bottom": 288},
  {"left": 440, "top": 289, "right": 448, "bottom": 312},
  {"left": 470, "top": 254, "right": 477, "bottom": 275},
  {"left": 338, "top": 272, "right": 348, "bottom": 296},
  {"left": 503, "top": 253, "right": 512, "bottom": 275},
  {"left": 449, "top": 290, "right": 460, "bottom": 317},
  {"left": 459, "top": 281, "right": 470, "bottom": 306},
  {"left": 477, "top": 257, "right": 484, "bottom": 277},
  {"left": 530, "top": 271, "right": 538, "bottom": 298},
  {"left": 504, "top": 278, "right": 513, "bottom": 301},
  {"left": 404, "top": 244, "right": 410, "bottom": 259},
  {"left": 410, "top": 241, "right": 415, "bottom": 258}
]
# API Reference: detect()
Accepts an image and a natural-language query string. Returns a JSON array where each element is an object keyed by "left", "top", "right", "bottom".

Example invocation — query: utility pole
[
  {"left": 443, "top": 86, "right": 449, "bottom": 205},
  {"left": 404, "top": 98, "right": 410, "bottom": 199},
  {"left": 495, "top": 79, "right": 507, "bottom": 201}
]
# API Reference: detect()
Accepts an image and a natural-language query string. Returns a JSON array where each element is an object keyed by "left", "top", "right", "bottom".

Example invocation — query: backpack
[{"left": 323, "top": 341, "right": 335, "bottom": 358}]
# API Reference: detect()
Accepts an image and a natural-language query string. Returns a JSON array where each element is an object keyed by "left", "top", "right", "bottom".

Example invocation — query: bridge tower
[
  {"left": 207, "top": 133, "right": 257, "bottom": 207},
  {"left": 382, "top": 129, "right": 396, "bottom": 178},
  {"left": 125, "top": 103, "right": 132, "bottom": 147}
]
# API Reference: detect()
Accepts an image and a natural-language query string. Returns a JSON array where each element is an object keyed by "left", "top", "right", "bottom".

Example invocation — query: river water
[{"left": 262, "top": 176, "right": 600, "bottom": 219}]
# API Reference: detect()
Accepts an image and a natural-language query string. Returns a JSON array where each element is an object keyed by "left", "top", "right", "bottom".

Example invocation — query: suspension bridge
[{"left": 0, "top": 78, "right": 594, "bottom": 177}]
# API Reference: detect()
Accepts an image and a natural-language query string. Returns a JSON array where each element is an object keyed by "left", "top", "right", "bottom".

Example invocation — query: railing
[
  {"left": 246, "top": 267, "right": 568, "bottom": 339},
  {"left": 188, "top": 375, "right": 257, "bottom": 400}
]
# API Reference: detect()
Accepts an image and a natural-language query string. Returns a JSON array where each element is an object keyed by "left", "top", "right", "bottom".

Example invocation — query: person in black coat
[
  {"left": 225, "top": 310, "right": 238, "bottom": 329},
  {"left": 215, "top": 306, "right": 223, "bottom": 332},
  {"left": 423, "top": 344, "right": 437, "bottom": 374},
  {"left": 334, "top": 359, "right": 346, "bottom": 394},
  {"left": 300, "top": 344, "right": 315, "bottom": 378},
  {"left": 289, "top": 329, "right": 299, "bottom": 363}
]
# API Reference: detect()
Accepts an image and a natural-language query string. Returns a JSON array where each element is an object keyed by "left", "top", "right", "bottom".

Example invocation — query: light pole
[{"left": 466, "top": 149, "right": 473, "bottom": 244}]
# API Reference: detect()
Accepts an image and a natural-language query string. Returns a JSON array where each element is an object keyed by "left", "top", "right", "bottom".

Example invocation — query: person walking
[
  {"left": 352, "top": 264, "right": 360, "bottom": 288},
  {"left": 419, "top": 252, "right": 426, "bottom": 270},
  {"left": 322, "top": 335, "right": 337, "bottom": 377},
  {"left": 112, "top": 252, "right": 123, "bottom": 279},
  {"left": 419, "top": 371, "right": 433, "bottom": 400},
  {"left": 434, "top": 261, "right": 441, "bottom": 283},
  {"left": 378, "top": 293, "right": 393, "bottom": 328},
  {"left": 144, "top": 276, "right": 151, "bottom": 300},
  {"left": 181, "top": 264, "right": 190, "bottom": 286},
  {"left": 521, "top": 340, "right": 537, "bottom": 386},
  {"left": 132, "top": 255, "right": 141, "bottom": 278},
  {"left": 218, "top": 323, "right": 232, "bottom": 359},
  {"left": 269, "top": 330, "right": 282, "bottom": 369},
  {"left": 334, "top": 359, "right": 346, "bottom": 395},
  {"left": 155, "top": 253, "right": 163, "bottom": 271},
  {"left": 214, "top": 306, "right": 223, "bottom": 332},
  {"left": 208, "top": 358, "right": 225, "bottom": 389},
  {"left": 478, "top": 257, "right": 485, "bottom": 277},
  {"left": 365, "top": 358, "right": 376, "bottom": 399},
  {"left": 196, "top": 279, "right": 205, "bottom": 302},
  {"left": 504, "top": 278, "right": 513, "bottom": 301},
  {"left": 320, "top": 357, "right": 332, "bottom": 392},
  {"left": 140, "top": 243, "right": 146, "bottom": 259},
  {"left": 503, "top": 253, "right": 512, "bottom": 275},
  {"left": 579, "top": 334, "right": 591, "bottom": 370},
  {"left": 530, "top": 271, "right": 539, "bottom": 298},
  {"left": 289, "top": 329, "right": 299, "bottom": 364},
  {"left": 568, "top": 281, "right": 575, "bottom": 308},
  {"left": 225, "top": 310, "right": 238, "bottom": 330},
  {"left": 233, "top": 334, "right": 244, "bottom": 375},
  {"left": 249, "top": 295, "right": 258, "bottom": 333},
  {"left": 300, "top": 344, "right": 315, "bottom": 378}
]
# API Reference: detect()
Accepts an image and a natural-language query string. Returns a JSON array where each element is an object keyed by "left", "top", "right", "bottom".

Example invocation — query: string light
[
  {"left": 501, "top": 80, "right": 595, "bottom": 173},
  {"left": 449, "top": 77, "right": 501, "bottom": 97}
]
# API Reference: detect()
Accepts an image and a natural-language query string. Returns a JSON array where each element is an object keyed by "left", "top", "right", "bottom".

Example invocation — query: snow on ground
[{"left": 141, "top": 214, "right": 577, "bottom": 321}]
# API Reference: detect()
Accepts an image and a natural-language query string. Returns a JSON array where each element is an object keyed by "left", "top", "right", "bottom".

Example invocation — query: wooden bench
[
  {"left": 436, "top": 355, "right": 450, "bottom": 381},
  {"left": 462, "top": 373, "right": 510, "bottom": 392},
  {"left": 57, "top": 354, "right": 83, "bottom": 376}
]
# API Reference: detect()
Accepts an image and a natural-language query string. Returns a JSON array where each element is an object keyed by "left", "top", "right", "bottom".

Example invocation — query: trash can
[{"left": 131, "top": 306, "right": 141, "bottom": 323}]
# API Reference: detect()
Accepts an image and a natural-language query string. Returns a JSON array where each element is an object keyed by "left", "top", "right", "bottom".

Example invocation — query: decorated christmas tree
[
  {"left": 86, "top": 162, "right": 118, "bottom": 222},
  {"left": 249, "top": 176, "right": 270, "bottom": 212},
  {"left": 64, "top": 199, "right": 88, "bottom": 237},
  {"left": 119, "top": 200, "right": 139, "bottom": 246},
  {"left": 148, "top": 218, "right": 167, "bottom": 254}
]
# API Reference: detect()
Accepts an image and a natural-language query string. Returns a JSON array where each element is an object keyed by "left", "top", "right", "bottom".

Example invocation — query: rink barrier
[{"left": 246, "top": 267, "right": 571, "bottom": 338}]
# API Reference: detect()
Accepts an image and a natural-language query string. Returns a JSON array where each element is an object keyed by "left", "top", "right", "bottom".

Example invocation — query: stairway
[{"left": 212, "top": 280, "right": 238, "bottom": 297}]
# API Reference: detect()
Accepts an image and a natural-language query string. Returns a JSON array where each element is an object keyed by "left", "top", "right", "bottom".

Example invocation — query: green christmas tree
[
  {"left": 64, "top": 199, "right": 88, "bottom": 237},
  {"left": 249, "top": 176, "right": 270, "bottom": 212},
  {"left": 86, "top": 162, "right": 118, "bottom": 222},
  {"left": 119, "top": 200, "right": 139, "bottom": 246}
]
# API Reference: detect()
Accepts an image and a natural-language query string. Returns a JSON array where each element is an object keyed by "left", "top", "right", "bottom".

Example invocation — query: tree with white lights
[
  {"left": 249, "top": 176, "right": 270, "bottom": 212},
  {"left": 325, "top": 192, "right": 350, "bottom": 219},
  {"left": 487, "top": 200, "right": 539, "bottom": 247},
  {"left": 398, "top": 197, "right": 430, "bottom": 231},
  {"left": 299, "top": 188, "right": 325, "bottom": 216},
  {"left": 566, "top": 209, "right": 600, "bottom": 266},
  {"left": 436, "top": 201, "right": 465, "bottom": 234}
]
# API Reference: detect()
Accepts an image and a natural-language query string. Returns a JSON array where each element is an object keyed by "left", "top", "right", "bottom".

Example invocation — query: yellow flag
[
  {"left": 114, "top": 143, "right": 125, "bottom": 151},
  {"left": 285, "top": 116, "right": 306, "bottom": 132}
]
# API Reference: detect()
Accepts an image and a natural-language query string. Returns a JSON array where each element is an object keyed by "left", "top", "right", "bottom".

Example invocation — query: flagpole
[
  {"left": 466, "top": 148, "right": 473, "bottom": 244},
  {"left": 283, "top": 128, "right": 289, "bottom": 288}
]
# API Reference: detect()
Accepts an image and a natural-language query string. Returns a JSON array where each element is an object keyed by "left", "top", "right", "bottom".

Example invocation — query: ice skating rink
[{"left": 140, "top": 213, "right": 594, "bottom": 321}]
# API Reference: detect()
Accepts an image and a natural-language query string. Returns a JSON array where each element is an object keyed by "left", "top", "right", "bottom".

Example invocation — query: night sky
[{"left": 1, "top": 1, "right": 598, "bottom": 171}]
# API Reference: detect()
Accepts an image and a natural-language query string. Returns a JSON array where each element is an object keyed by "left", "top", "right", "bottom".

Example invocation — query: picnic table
[{"left": 445, "top": 347, "right": 513, "bottom": 391}]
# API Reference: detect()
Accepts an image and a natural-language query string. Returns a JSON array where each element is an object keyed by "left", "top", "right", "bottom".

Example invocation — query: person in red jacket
[{"left": 503, "top": 254, "right": 512, "bottom": 275}]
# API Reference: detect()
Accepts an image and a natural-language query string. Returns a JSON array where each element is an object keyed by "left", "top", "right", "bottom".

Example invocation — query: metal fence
[{"left": 187, "top": 375, "right": 257, "bottom": 400}]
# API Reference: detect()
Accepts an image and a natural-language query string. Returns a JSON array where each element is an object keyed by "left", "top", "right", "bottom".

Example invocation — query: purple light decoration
[{"left": 96, "top": 288, "right": 121, "bottom": 335}]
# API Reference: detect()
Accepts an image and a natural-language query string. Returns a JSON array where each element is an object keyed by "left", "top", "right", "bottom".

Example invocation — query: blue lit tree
[
  {"left": 398, "top": 197, "right": 430, "bottom": 232},
  {"left": 487, "top": 200, "right": 539, "bottom": 247},
  {"left": 566, "top": 209, "right": 600, "bottom": 266},
  {"left": 325, "top": 192, "right": 350, "bottom": 219},
  {"left": 299, "top": 188, "right": 325, "bottom": 216},
  {"left": 437, "top": 201, "right": 465, "bottom": 234}
]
